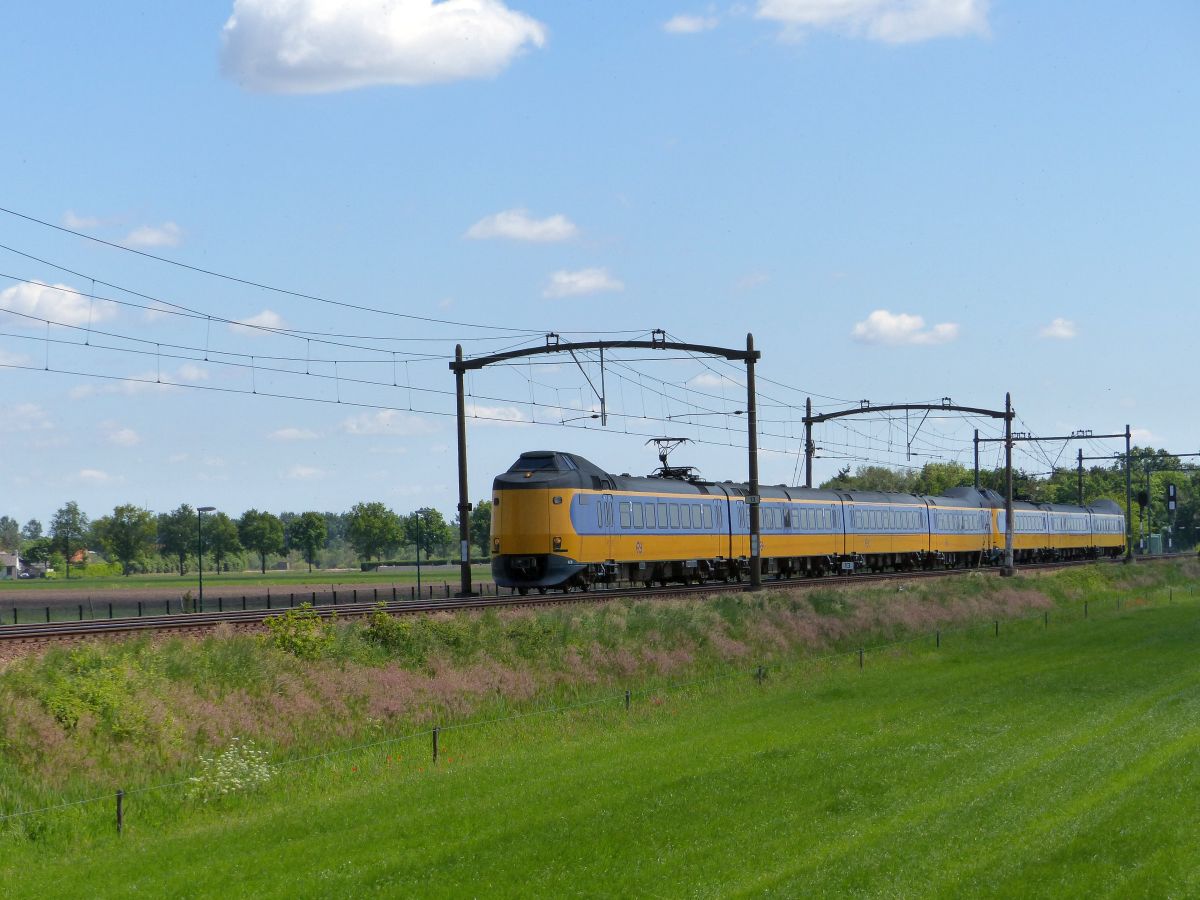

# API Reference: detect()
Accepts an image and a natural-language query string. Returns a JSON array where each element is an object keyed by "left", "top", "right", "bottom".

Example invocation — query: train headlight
[
  {"left": 493, "top": 539, "right": 500, "bottom": 553},
  {"left": 553, "top": 536, "right": 563, "bottom": 551}
]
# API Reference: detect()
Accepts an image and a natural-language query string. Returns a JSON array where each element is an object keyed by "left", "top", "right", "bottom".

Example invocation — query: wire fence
[{"left": 0, "top": 582, "right": 1188, "bottom": 837}]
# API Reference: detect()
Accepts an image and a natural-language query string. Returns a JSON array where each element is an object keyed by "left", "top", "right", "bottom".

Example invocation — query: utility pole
[
  {"left": 1077, "top": 447, "right": 1084, "bottom": 506},
  {"left": 973, "top": 429, "right": 980, "bottom": 489},
  {"left": 747, "top": 333, "right": 762, "bottom": 591},
  {"left": 804, "top": 397, "right": 814, "bottom": 489},
  {"left": 1002, "top": 392, "right": 1015, "bottom": 576},
  {"left": 453, "top": 345, "right": 474, "bottom": 596},
  {"left": 1125, "top": 424, "right": 1133, "bottom": 562}
]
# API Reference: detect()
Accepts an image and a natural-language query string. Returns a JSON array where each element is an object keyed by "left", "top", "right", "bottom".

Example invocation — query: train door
[{"left": 600, "top": 493, "right": 615, "bottom": 560}]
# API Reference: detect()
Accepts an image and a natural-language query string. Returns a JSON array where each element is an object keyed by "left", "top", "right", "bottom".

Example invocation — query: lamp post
[{"left": 197, "top": 506, "right": 215, "bottom": 612}]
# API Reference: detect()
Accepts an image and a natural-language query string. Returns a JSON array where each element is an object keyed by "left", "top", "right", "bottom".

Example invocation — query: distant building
[{"left": 0, "top": 551, "right": 18, "bottom": 579}]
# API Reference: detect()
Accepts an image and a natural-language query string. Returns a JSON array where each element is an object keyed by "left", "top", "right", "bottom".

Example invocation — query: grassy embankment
[{"left": 2, "top": 561, "right": 1198, "bottom": 895}]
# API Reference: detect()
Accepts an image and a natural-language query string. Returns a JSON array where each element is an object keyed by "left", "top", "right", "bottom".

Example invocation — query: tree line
[
  {"left": 821, "top": 447, "right": 1200, "bottom": 548},
  {"left": 0, "top": 500, "right": 493, "bottom": 577}
]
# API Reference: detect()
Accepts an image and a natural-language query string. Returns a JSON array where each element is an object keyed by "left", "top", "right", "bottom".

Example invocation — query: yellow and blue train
[{"left": 490, "top": 451, "right": 1126, "bottom": 592}]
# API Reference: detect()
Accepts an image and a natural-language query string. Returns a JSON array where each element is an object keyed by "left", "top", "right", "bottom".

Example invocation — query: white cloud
[
  {"left": 286, "top": 464, "right": 324, "bottom": 480},
  {"left": 1131, "top": 428, "right": 1156, "bottom": 444},
  {"left": 78, "top": 468, "right": 113, "bottom": 484},
  {"left": 543, "top": 267, "right": 624, "bottom": 299},
  {"left": 467, "top": 403, "right": 528, "bottom": 426},
  {"left": 465, "top": 208, "right": 578, "bottom": 242},
  {"left": 664, "top": 14, "right": 719, "bottom": 34},
  {"left": 123, "top": 222, "right": 182, "bottom": 248},
  {"left": 1039, "top": 317, "right": 1077, "bottom": 340},
  {"left": 733, "top": 271, "right": 769, "bottom": 292},
  {"left": 270, "top": 427, "right": 319, "bottom": 441},
  {"left": 177, "top": 363, "right": 210, "bottom": 382},
  {"left": 102, "top": 422, "right": 141, "bottom": 447},
  {"left": 68, "top": 367, "right": 198, "bottom": 399},
  {"left": 230, "top": 309, "right": 287, "bottom": 334},
  {"left": 0, "top": 281, "right": 118, "bottom": 328},
  {"left": 687, "top": 372, "right": 744, "bottom": 390},
  {"left": 220, "top": 0, "right": 547, "bottom": 94},
  {"left": 756, "top": 0, "right": 989, "bottom": 43},
  {"left": 0, "top": 349, "right": 31, "bottom": 366},
  {"left": 12, "top": 403, "right": 53, "bottom": 432},
  {"left": 341, "top": 410, "right": 437, "bottom": 436},
  {"left": 851, "top": 309, "right": 959, "bottom": 346},
  {"left": 62, "top": 210, "right": 106, "bottom": 230}
]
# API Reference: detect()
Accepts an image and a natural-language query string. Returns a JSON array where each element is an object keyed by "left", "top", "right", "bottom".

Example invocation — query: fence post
[
  {"left": 333, "top": 591, "right": 337, "bottom": 605},
  {"left": 1085, "top": 600, "right": 1088, "bottom": 619},
  {"left": 858, "top": 648, "right": 864, "bottom": 669},
  {"left": 11, "top": 608, "right": 16, "bottom": 625},
  {"left": 374, "top": 588, "right": 378, "bottom": 601},
  {"left": 936, "top": 630, "right": 940, "bottom": 648},
  {"left": 353, "top": 589, "right": 357, "bottom": 603},
  {"left": 311, "top": 591, "right": 316, "bottom": 605},
  {"left": 755, "top": 665, "right": 765, "bottom": 685},
  {"left": 411, "top": 586, "right": 415, "bottom": 600},
  {"left": 242, "top": 596, "right": 247, "bottom": 611},
  {"left": 116, "top": 789, "right": 124, "bottom": 836},
  {"left": 45, "top": 606, "right": 50, "bottom": 623},
  {"left": 392, "top": 586, "right": 397, "bottom": 602},
  {"left": 625, "top": 689, "right": 631, "bottom": 710},
  {"left": 79, "top": 604, "right": 84, "bottom": 621},
  {"left": 267, "top": 595, "right": 271, "bottom": 610},
  {"left": 218, "top": 597, "right": 223, "bottom": 613},
  {"left": 290, "top": 593, "right": 295, "bottom": 608},
  {"left": 1044, "top": 611, "right": 1048, "bottom": 629},
  {"left": 138, "top": 601, "right": 143, "bottom": 618},
  {"left": 433, "top": 726, "right": 440, "bottom": 764},
  {"left": 994, "top": 620, "right": 998, "bottom": 637},
  {"left": 1170, "top": 588, "right": 1173, "bottom": 605}
]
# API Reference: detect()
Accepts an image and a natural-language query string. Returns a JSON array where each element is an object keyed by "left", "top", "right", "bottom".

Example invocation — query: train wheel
[
  {"left": 537, "top": 587, "right": 547, "bottom": 595},
  {"left": 642, "top": 580, "right": 652, "bottom": 589},
  {"left": 518, "top": 588, "right": 529, "bottom": 596},
  {"left": 579, "top": 581, "right": 590, "bottom": 592}
]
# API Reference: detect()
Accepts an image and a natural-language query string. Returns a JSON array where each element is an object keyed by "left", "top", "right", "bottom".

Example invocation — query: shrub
[
  {"left": 186, "top": 737, "right": 276, "bottom": 802},
  {"left": 263, "top": 604, "right": 335, "bottom": 660}
]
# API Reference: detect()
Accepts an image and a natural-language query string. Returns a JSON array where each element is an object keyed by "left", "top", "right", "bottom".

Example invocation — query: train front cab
[{"left": 491, "top": 451, "right": 591, "bottom": 592}]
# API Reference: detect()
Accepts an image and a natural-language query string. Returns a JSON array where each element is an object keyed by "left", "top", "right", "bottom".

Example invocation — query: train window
[
  {"left": 703, "top": 505, "right": 713, "bottom": 530},
  {"left": 692, "top": 505, "right": 702, "bottom": 529},
  {"left": 644, "top": 503, "right": 656, "bottom": 528},
  {"left": 669, "top": 504, "right": 680, "bottom": 529},
  {"left": 597, "top": 504, "right": 604, "bottom": 528},
  {"left": 632, "top": 503, "right": 643, "bottom": 529},
  {"left": 658, "top": 502, "right": 668, "bottom": 529},
  {"left": 620, "top": 502, "right": 632, "bottom": 529}
]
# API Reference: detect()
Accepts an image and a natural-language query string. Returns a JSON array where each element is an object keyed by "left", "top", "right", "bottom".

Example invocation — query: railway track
[{"left": 0, "top": 555, "right": 1179, "bottom": 643}]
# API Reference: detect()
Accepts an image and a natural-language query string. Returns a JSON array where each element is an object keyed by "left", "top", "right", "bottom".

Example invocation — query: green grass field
[
  {"left": 5, "top": 589, "right": 1199, "bottom": 897},
  {"left": 0, "top": 565, "right": 494, "bottom": 593}
]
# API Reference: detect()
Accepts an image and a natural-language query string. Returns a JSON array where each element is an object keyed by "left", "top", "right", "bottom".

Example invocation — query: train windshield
[{"left": 508, "top": 453, "right": 574, "bottom": 473}]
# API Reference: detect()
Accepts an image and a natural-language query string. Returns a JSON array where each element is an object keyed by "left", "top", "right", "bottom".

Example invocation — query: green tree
[
  {"left": 21, "top": 518, "right": 43, "bottom": 542},
  {"left": 346, "top": 501, "right": 403, "bottom": 562},
  {"left": 22, "top": 537, "right": 53, "bottom": 565},
  {"left": 0, "top": 516, "right": 19, "bottom": 551},
  {"left": 238, "top": 509, "right": 285, "bottom": 574},
  {"left": 158, "top": 504, "right": 196, "bottom": 576},
  {"left": 94, "top": 504, "right": 156, "bottom": 575},
  {"left": 287, "top": 511, "right": 328, "bottom": 572},
  {"left": 204, "top": 512, "right": 242, "bottom": 573},
  {"left": 469, "top": 499, "right": 493, "bottom": 555},
  {"left": 404, "top": 508, "right": 453, "bottom": 561},
  {"left": 50, "top": 501, "right": 89, "bottom": 579}
]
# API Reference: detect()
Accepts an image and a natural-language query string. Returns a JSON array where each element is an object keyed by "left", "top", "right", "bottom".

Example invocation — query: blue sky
[{"left": 1, "top": 1, "right": 1197, "bottom": 525}]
